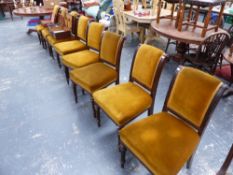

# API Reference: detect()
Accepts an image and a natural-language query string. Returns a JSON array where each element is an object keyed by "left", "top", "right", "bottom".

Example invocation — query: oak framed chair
[
  {"left": 61, "top": 22, "right": 105, "bottom": 84},
  {"left": 93, "top": 44, "right": 166, "bottom": 128},
  {"left": 119, "top": 66, "right": 226, "bottom": 175},
  {"left": 53, "top": 15, "right": 89, "bottom": 66},
  {"left": 69, "top": 31, "right": 125, "bottom": 118}
]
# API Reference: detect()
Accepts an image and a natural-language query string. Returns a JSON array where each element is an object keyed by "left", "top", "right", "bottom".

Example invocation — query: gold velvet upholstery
[
  {"left": 41, "top": 28, "right": 50, "bottom": 38},
  {"left": 50, "top": 5, "right": 60, "bottom": 23},
  {"left": 47, "top": 35, "right": 75, "bottom": 46},
  {"left": 69, "top": 31, "right": 124, "bottom": 95},
  {"left": 87, "top": 22, "right": 104, "bottom": 50},
  {"left": 120, "top": 112, "right": 200, "bottom": 175},
  {"left": 70, "top": 63, "right": 117, "bottom": 93},
  {"left": 132, "top": 44, "right": 164, "bottom": 89},
  {"left": 119, "top": 66, "right": 223, "bottom": 175},
  {"left": 93, "top": 44, "right": 165, "bottom": 127},
  {"left": 93, "top": 82, "right": 152, "bottom": 126},
  {"left": 53, "top": 16, "right": 89, "bottom": 56},
  {"left": 77, "top": 16, "right": 89, "bottom": 41},
  {"left": 62, "top": 50, "right": 99, "bottom": 69},
  {"left": 35, "top": 24, "right": 45, "bottom": 32},
  {"left": 54, "top": 40, "right": 87, "bottom": 55},
  {"left": 167, "top": 67, "right": 222, "bottom": 127}
]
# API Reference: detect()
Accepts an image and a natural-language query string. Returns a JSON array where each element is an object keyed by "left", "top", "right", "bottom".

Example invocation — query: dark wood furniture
[
  {"left": 13, "top": 6, "right": 53, "bottom": 34},
  {"left": 151, "top": 19, "right": 228, "bottom": 63},
  {"left": 217, "top": 144, "right": 233, "bottom": 175},
  {"left": 48, "top": 25, "right": 71, "bottom": 39},
  {"left": 176, "top": 0, "right": 226, "bottom": 37},
  {"left": 0, "top": 1, "right": 14, "bottom": 20}
]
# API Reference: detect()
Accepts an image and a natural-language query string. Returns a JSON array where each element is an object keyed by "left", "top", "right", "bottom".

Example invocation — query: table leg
[{"left": 171, "top": 42, "right": 189, "bottom": 64}]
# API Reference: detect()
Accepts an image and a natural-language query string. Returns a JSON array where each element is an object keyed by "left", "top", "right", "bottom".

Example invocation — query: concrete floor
[{"left": 0, "top": 14, "right": 232, "bottom": 175}]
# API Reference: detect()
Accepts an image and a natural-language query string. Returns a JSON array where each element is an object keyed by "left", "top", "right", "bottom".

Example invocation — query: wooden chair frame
[
  {"left": 93, "top": 45, "right": 167, "bottom": 128},
  {"left": 119, "top": 66, "right": 226, "bottom": 174}
]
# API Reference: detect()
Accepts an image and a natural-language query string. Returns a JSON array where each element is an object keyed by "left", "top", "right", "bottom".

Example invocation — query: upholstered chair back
[
  {"left": 165, "top": 67, "right": 223, "bottom": 129},
  {"left": 100, "top": 31, "right": 124, "bottom": 66},
  {"left": 87, "top": 22, "right": 105, "bottom": 51},
  {"left": 77, "top": 15, "right": 89, "bottom": 41},
  {"left": 51, "top": 5, "right": 60, "bottom": 23},
  {"left": 131, "top": 44, "right": 164, "bottom": 90}
]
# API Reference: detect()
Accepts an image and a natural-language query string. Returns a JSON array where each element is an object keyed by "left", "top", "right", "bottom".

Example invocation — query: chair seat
[
  {"left": 120, "top": 112, "right": 200, "bottom": 175},
  {"left": 70, "top": 63, "right": 117, "bottom": 94},
  {"left": 47, "top": 35, "right": 75, "bottom": 46},
  {"left": 54, "top": 40, "right": 87, "bottom": 55},
  {"left": 42, "top": 28, "right": 50, "bottom": 38},
  {"left": 35, "top": 24, "right": 45, "bottom": 32},
  {"left": 93, "top": 82, "right": 152, "bottom": 126},
  {"left": 62, "top": 50, "right": 99, "bottom": 69}
]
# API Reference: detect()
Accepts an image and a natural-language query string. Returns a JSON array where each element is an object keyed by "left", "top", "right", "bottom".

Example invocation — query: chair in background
[
  {"left": 119, "top": 66, "right": 225, "bottom": 175},
  {"left": 61, "top": 22, "right": 104, "bottom": 83},
  {"left": 46, "top": 11, "right": 79, "bottom": 62},
  {"left": 69, "top": 31, "right": 125, "bottom": 116},
  {"left": 54, "top": 15, "right": 89, "bottom": 64},
  {"left": 36, "top": 5, "right": 60, "bottom": 44},
  {"left": 93, "top": 44, "right": 166, "bottom": 127},
  {"left": 113, "top": 0, "right": 143, "bottom": 41},
  {"left": 184, "top": 32, "right": 229, "bottom": 74}
]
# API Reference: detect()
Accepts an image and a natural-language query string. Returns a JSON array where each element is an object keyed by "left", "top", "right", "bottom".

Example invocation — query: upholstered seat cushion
[
  {"left": 62, "top": 50, "right": 99, "bottom": 69},
  {"left": 47, "top": 35, "right": 74, "bottom": 46},
  {"left": 42, "top": 28, "right": 50, "bottom": 38},
  {"left": 35, "top": 24, "right": 45, "bottom": 32},
  {"left": 120, "top": 112, "right": 200, "bottom": 175},
  {"left": 54, "top": 40, "right": 87, "bottom": 55},
  {"left": 70, "top": 63, "right": 117, "bottom": 94},
  {"left": 93, "top": 82, "right": 152, "bottom": 126}
]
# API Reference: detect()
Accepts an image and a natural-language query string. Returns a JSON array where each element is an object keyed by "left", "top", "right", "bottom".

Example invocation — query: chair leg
[
  {"left": 148, "top": 106, "right": 154, "bottom": 116},
  {"left": 96, "top": 106, "right": 101, "bottom": 127},
  {"left": 165, "top": 38, "right": 171, "bottom": 52},
  {"left": 82, "top": 89, "right": 85, "bottom": 95},
  {"left": 64, "top": 66, "right": 69, "bottom": 85},
  {"left": 48, "top": 45, "right": 53, "bottom": 57},
  {"left": 72, "top": 81, "right": 78, "bottom": 103},
  {"left": 56, "top": 53, "right": 62, "bottom": 68},
  {"left": 186, "top": 155, "right": 194, "bottom": 169},
  {"left": 120, "top": 143, "right": 127, "bottom": 168},
  {"left": 91, "top": 97, "right": 96, "bottom": 118},
  {"left": 37, "top": 33, "right": 42, "bottom": 45}
]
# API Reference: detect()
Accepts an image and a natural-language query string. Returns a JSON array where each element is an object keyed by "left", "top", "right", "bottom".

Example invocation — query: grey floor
[{"left": 0, "top": 14, "right": 232, "bottom": 175}]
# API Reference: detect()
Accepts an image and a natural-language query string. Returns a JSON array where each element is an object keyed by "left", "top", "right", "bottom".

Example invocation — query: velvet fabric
[
  {"left": 77, "top": 16, "right": 89, "bottom": 41},
  {"left": 62, "top": 50, "right": 99, "bottom": 69},
  {"left": 87, "top": 22, "right": 104, "bottom": 50},
  {"left": 93, "top": 82, "right": 152, "bottom": 126},
  {"left": 100, "top": 31, "right": 121, "bottom": 65},
  {"left": 70, "top": 63, "right": 117, "bottom": 93},
  {"left": 54, "top": 40, "right": 87, "bottom": 55},
  {"left": 167, "top": 67, "right": 222, "bottom": 127},
  {"left": 120, "top": 112, "right": 200, "bottom": 175},
  {"left": 132, "top": 44, "right": 164, "bottom": 89}
]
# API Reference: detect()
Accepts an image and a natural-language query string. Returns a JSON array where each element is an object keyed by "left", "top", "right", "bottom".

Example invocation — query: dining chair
[
  {"left": 41, "top": 6, "right": 68, "bottom": 48},
  {"left": 184, "top": 31, "right": 229, "bottom": 74},
  {"left": 69, "top": 31, "right": 125, "bottom": 116},
  {"left": 119, "top": 66, "right": 225, "bottom": 175},
  {"left": 112, "top": 0, "right": 143, "bottom": 41},
  {"left": 46, "top": 11, "right": 79, "bottom": 61},
  {"left": 93, "top": 44, "right": 166, "bottom": 127},
  {"left": 61, "top": 22, "right": 105, "bottom": 83},
  {"left": 53, "top": 15, "right": 89, "bottom": 62}
]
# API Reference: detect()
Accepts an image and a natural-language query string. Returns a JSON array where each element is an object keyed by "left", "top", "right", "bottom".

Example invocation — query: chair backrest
[
  {"left": 76, "top": 15, "right": 89, "bottom": 41},
  {"left": 58, "top": 7, "right": 68, "bottom": 26},
  {"left": 87, "top": 22, "right": 105, "bottom": 51},
  {"left": 112, "top": 0, "right": 125, "bottom": 33},
  {"left": 197, "top": 32, "right": 229, "bottom": 73},
  {"left": 99, "top": 31, "right": 125, "bottom": 79},
  {"left": 130, "top": 44, "right": 165, "bottom": 92},
  {"left": 163, "top": 66, "right": 224, "bottom": 135},
  {"left": 66, "top": 11, "right": 79, "bottom": 34},
  {"left": 50, "top": 5, "right": 60, "bottom": 23}
]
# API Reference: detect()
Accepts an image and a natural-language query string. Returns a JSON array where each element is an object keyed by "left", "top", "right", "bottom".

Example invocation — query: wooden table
[
  {"left": 13, "top": 6, "right": 52, "bottom": 34},
  {"left": 0, "top": 1, "right": 14, "bottom": 20},
  {"left": 151, "top": 18, "right": 227, "bottom": 62},
  {"left": 124, "top": 9, "right": 175, "bottom": 43}
]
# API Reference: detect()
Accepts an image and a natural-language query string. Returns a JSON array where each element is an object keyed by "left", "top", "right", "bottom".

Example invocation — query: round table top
[
  {"left": 13, "top": 6, "right": 52, "bottom": 17},
  {"left": 151, "top": 19, "right": 228, "bottom": 45}
]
